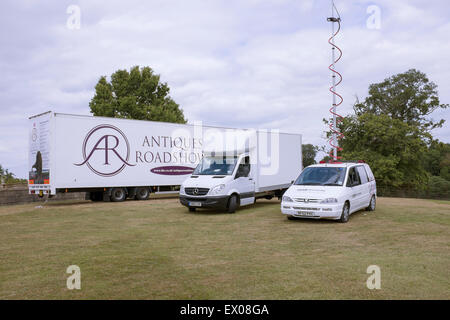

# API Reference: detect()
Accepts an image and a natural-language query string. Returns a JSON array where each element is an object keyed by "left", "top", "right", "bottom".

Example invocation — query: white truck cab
[
  {"left": 281, "top": 161, "right": 376, "bottom": 223},
  {"left": 179, "top": 131, "right": 302, "bottom": 213}
]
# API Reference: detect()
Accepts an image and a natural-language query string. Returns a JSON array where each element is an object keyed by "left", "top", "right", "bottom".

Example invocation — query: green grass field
[{"left": 0, "top": 196, "right": 448, "bottom": 299}]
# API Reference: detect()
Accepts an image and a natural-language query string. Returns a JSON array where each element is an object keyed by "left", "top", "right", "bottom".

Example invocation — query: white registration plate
[
  {"left": 189, "top": 201, "right": 202, "bottom": 207},
  {"left": 297, "top": 211, "right": 314, "bottom": 216}
]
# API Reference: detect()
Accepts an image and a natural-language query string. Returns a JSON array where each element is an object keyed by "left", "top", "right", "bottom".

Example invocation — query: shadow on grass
[
  {"left": 283, "top": 209, "right": 370, "bottom": 225},
  {"left": 185, "top": 199, "right": 279, "bottom": 216}
]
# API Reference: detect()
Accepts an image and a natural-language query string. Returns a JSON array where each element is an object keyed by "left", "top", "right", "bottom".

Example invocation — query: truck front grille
[{"left": 185, "top": 188, "right": 210, "bottom": 196}]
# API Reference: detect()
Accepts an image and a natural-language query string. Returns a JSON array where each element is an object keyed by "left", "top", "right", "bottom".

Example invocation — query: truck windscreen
[{"left": 193, "top": 156, "right": 238, "bottom": 176}]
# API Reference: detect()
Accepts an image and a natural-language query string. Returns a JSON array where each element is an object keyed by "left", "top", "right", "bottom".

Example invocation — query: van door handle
[{"left": 249, "top": 178, "right": 253, "bottom": 181}]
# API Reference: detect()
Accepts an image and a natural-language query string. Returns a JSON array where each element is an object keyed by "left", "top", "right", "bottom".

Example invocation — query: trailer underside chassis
[{"left": 84, "top": 185, "right": 178, "bottom": 202}]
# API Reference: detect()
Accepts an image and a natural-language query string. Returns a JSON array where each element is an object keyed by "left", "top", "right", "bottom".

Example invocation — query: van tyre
[
  {"left": 110, "top": 188, "right": 127, "bottom": 202},
  {"left": 287, "top": 215, "right": 297, "bottom": 220},
  {"left": 339, "top": 202, "right": 350, "bottom": 223},
  {"left": 227, "top": 195, "right": 238, "bottom": 214},
  {"left": 366, "top": 195, "right": 376, "bottom": 211},
  {"left": 135, "top": 187, "right": 150, "bottom": 200}
]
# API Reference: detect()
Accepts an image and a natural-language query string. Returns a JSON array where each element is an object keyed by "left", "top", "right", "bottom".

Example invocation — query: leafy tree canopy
[
  {"left": 354, "top": 69, "right": 448, "bottom": 134},
  {"left": 89, "top": 66, "right": 186, "bottom": 123},
  {"left": 0, "top": 165, "right": 26, "bottom": 184},
  {"left": 302, "top": 144, "right": 318, "bottom": 167},
  {"left": 339, "top": 113, "right": 429, "bottom": 189},
  {"left": 324, "top": 69, "right": 449, "bottom": 191}
]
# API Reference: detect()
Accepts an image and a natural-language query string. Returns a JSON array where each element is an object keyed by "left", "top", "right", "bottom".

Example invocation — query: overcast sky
[{"left": 1, "top": 0, "right": 449, "bottom": 178}]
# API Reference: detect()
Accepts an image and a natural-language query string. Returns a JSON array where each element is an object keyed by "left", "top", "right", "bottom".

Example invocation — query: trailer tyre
[
  {"left": 227, "top": 194, "right": 238, "bottom": 214},
  {"left": 135, "top": 187, "right": 150, "bottom": 200},
  {"left": 110, "top": 188, "right": 127, "bottom": 202}
]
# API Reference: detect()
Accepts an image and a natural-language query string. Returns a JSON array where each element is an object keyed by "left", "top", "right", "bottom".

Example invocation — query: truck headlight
[
  {"left": 210, "top": 184, "right": 225, "bottom": 195},
  {"left": 282, "top": 196, "right": 293, "bottom": 202},
  {"left": 320, "top": 198, "right": 338, "bottom": 204}
]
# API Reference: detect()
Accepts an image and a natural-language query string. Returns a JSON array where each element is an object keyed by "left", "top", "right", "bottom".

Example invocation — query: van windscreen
[{"left": 294, "top": 167, "right": 347, "bottom": 186}]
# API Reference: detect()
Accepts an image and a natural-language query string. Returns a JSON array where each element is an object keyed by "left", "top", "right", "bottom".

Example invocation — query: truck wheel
[
  {"left": 189, "top": 207, "right": 196, "bottom": 212},
  {"left": 339, "top": 202, "right": 350, "bottom": 223},
  {"left": 227, "top": 195, "right": 238, "bottom": 214},
  {"left": 135, "top": 187, "right": 150, "bottom": 200},
  {"left": 366, "top": 195, "right": 376, "bottom": 211},
  {"left": 110, "top": 188, "right": 127, "bottom": 202},
  {"left": 265, "top": 195, "right": 273, "bottom": 200}
]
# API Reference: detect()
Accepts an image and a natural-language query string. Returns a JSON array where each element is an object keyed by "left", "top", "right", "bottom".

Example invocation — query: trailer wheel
[
  {"left": 135, "top": 187, "right": 150, "bottom": 200},
  {"left": 110, "top": 187, "right": 127, "bottom": 202},
  {"left": 227, "top": 194, "right": 238, "bottom": 214}
]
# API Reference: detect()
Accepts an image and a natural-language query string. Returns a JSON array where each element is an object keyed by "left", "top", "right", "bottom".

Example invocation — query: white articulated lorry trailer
[
  {"left": 179, "top": 130, "right": 303, "bottom": 213},
  {"left": 28, "top": 111, "right": 302, "bottom": 203}
]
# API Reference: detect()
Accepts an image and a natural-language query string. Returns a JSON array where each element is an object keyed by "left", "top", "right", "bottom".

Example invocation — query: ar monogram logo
[{"left": 75, "top": 124, "right": 135, "bottom": 177}]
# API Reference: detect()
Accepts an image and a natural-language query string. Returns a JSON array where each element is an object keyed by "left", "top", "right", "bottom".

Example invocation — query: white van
[
  {"left": 281, "top": 161, "right": 376, "bottom": 222},
  {"left": 179, "top": 131, "right": 302, "bottom": 213}
]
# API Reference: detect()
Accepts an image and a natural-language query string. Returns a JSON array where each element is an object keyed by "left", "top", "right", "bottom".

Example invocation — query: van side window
[
  {"left": 356, "top": 166, "right": 369, "bottom": 184},
  {"left": 236, "top": 156, "right": 250, "bottom": 178},
  {"left": 365, "top": 165, "right": 375, "bottom": 181},
  {"left": 347, "top": 167, "right": 361, "bottom": 187}
]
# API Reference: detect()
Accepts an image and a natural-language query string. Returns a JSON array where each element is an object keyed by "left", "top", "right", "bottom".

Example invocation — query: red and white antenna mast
[{"left": 327, "top": 0, "right": 344, "bottom": 162}]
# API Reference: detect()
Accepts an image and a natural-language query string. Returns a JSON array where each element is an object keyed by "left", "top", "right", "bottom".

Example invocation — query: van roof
[{"left": 308, "top": 163, "right": 364, "bottom": 168}]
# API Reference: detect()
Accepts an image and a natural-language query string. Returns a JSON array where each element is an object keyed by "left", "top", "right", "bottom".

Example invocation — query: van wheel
[
  {"left": 339, "top": 202, "right": 350, "bottom": 223},
  {"left": 135, "top": 187, "right": 150, "bottom": 200},
  {"left": 110, "top": 188, "right": 127, "bottom": 202},
  {"left": 287, "top": 215, "right": 297, "bottom": 220},
  {"left": 227, "top": 195, "right": 238, "bottom": 213},
  {"left": 366, "top": 195, "right": 376, "bottom": 211}
]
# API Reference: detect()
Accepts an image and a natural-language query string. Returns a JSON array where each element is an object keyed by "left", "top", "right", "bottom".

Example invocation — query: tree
[
  {"left": 328, "top": 69, "right": 449, "bottom": 192},
  {"left": 353, "top": 69, "right": 448, "bottom": 134},
  {"left": 339, "top": 113, "right": 429, "bottom": 189},
  {"left": 89, "top": 66, "right": 186, "bottom": 123},
  {"left": 0, "top": 165, "right": 26, "bottom": 184},
  {"left": 302, "top": 144, "right": 318, "bottom": 167},
  {"left": 423, "top": 141, "right": 450, "bottom": 178}
]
